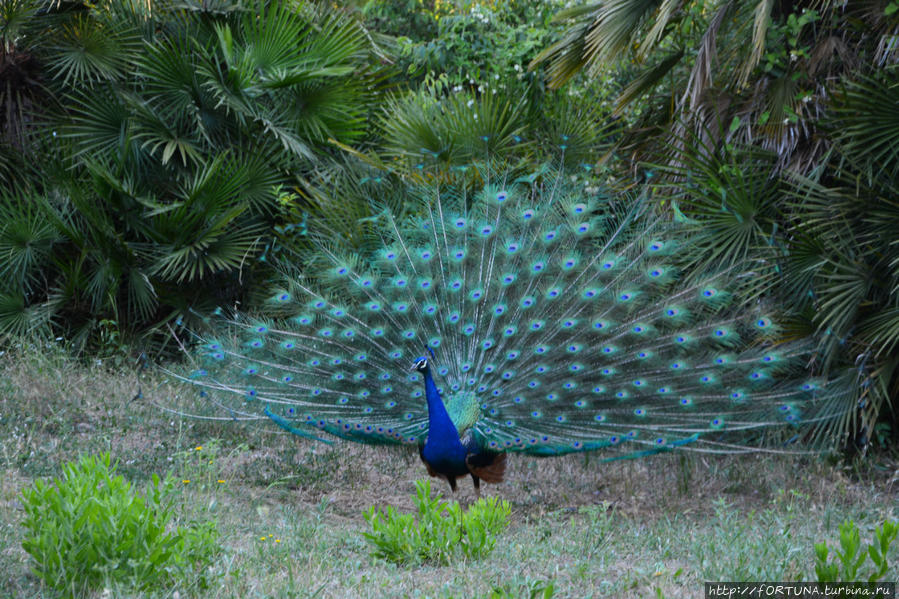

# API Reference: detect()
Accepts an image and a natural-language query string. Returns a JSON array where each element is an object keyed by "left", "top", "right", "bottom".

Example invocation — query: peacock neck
[{"left": 422, "top": 366, "right": 462, "bottom": 443}]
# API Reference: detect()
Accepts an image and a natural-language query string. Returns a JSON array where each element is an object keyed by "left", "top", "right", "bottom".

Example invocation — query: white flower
[{"left": 467, "top": 99, "right": 474, "bottom": 107}]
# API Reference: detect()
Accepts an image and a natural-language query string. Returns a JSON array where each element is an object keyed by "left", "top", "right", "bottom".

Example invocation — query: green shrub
[
  {"left": 815, "top": 519, "right": 897, "bottom": 583},
  {"left": 363, "top": 479, "right": 511, "bottom": 565},
  {"left": 20, "top": 453, "right": 220, "bottom": 596}
]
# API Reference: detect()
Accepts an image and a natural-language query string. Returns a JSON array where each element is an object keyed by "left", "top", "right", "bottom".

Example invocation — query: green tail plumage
[{"left": 174, "top": 171, "right": 848, "bottom": 464}]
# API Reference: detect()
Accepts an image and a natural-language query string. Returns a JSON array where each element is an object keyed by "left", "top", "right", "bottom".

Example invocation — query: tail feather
[{"left": 173, "top": 172, "right": 847, "bottom": 456}]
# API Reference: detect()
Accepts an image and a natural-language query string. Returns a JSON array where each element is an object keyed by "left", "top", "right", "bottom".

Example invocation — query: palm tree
[
  {"left": 0, "top": 0, "right": 382, "bottom": 353},
  {"left": 532, "top": 0, "right": 899, "bottom": 173}
]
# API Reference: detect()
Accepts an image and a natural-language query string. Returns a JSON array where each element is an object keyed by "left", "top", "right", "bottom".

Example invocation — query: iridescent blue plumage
[{"left": 175, "top": 172, "right": 849, "bottom": 493}]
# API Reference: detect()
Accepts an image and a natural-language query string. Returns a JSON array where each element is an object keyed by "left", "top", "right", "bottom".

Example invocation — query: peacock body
[{"left": 181, "top": 173, "right": 846, "bottom": 493}]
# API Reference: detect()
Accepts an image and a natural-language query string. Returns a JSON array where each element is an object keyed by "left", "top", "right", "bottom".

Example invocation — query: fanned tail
[{"left": 170, "top": 171, "right": 849, "bottom": 457}]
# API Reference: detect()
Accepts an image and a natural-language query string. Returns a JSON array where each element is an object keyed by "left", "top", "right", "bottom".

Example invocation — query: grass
[{"left": 1, "top": 340, "right": 897, "bottom": 598}]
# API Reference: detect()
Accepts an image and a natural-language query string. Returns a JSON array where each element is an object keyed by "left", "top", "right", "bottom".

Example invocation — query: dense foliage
[{"left": 0, "top": 0, "right": 379, "bottom": 352}]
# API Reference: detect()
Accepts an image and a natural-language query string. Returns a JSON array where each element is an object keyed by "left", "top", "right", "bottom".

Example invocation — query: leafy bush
[
  {"left": 0, "top": 0, "right": 380, "bottom": 352},
  {"left": 815, "top": 519, "right": 897, "bottom": 583},
  {"left": 363, "top": 479, "right": 511, "bottom": 565},
  {"left": 20, "top": 453, "right": 220, "bottom": 595}
]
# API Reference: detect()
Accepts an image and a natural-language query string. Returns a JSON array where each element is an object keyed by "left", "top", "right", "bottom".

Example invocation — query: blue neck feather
[
  {"left": 421, "top": 366, "right": 466, "bottom": 464},
  {"left": 422, "top": 365, "right": 460, "bottom": 442}
]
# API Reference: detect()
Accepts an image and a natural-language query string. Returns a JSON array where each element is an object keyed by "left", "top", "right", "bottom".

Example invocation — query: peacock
[{"left": 175, "top": 171, "right": 847, "bottom": 495}]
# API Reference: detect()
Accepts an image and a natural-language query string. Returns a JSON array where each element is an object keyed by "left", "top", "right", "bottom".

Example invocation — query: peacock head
[{"left": 411, "top": 357, "right": 429, "bottom": 372}]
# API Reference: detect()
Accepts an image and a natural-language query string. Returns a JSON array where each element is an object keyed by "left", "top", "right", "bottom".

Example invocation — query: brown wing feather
[{"left": 466, "top": 452, "right": 507, "bottom": 483}]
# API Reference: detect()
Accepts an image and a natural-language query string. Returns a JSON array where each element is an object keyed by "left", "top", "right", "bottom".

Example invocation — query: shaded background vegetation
[{"left": 1, "top": 0, "right": 897, "bottom": 451}]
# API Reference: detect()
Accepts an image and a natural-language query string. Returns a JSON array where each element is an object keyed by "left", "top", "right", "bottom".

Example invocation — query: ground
[{"left": 1, "top": 342, "right": 897, "bottom": 598}]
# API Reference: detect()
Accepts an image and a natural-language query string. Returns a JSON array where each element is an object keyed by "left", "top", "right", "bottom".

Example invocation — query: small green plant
[
  {"left": 814, "top": 519, "right": 897, "bottom": 583},
  {"left": 363, "top": 479, "right": 511, "bottom": 565},
  {"left": 489, "top": 578, "right": 556, "bottom": 599},
  {"left": 20, "top": 453, "right": 220, "bottom": 596}
]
